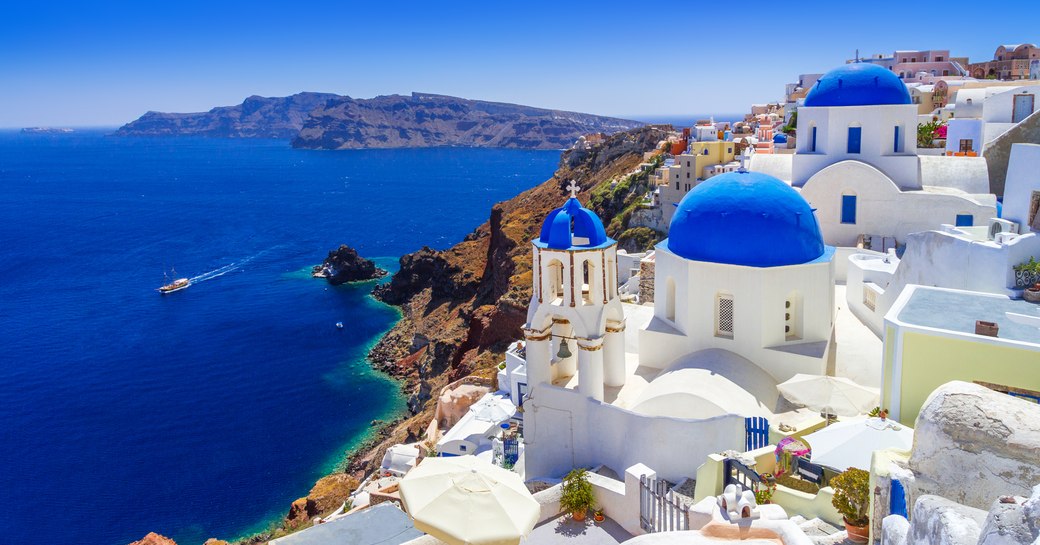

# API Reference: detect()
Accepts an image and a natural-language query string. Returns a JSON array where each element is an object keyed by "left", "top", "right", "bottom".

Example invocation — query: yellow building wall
[
  {"left": 896, "top": 331, "right": 1040, "bottom": 425},
  {"left": 689, "top": 141, "right": 736, "bottom": 180}
]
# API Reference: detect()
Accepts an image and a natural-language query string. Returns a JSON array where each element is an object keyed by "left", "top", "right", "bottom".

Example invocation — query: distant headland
[{"left": 113, "top": 92, "right": 643, "bottom": 149}]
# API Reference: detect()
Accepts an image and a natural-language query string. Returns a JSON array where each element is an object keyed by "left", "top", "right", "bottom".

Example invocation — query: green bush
[
  {"left": 560, "top": 468, "right": 595, "bottom": 515},
  {"left": 830, "top": 468, "right": 870, "bottom": 525}
]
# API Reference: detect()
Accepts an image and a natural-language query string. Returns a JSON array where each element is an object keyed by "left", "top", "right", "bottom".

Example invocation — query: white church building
[
  {"left": 517, "top": 174, "right": 840, "bottom": 482},
  {"left": 753, "top": 62, "right": 997, "bottom": 248}
]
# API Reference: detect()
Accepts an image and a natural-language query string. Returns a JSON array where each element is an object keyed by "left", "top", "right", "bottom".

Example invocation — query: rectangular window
[
  {"left": 847, "top": 127, "right": 862, "bottom": 154},
  {"left": 936, "top": 56, "right": 944, "bottom": 62},
  {"left": 686, "top": 172, "right": 690, "bottom": 179},
  {"left": 955, "top": 214, "right": 973, "bottom": 227},
  {"left": 943, "top": 69, "right": 949, "bottom": 76},
  {"left": 841, "top": 195, "right": 857, "bottom": 224},
  {"left": 810, "top": 126, "right": 818, "bottom": 152},
  {"left": 893, "top": 126, "right": 901, "bottom": 153},
  {"left": 687, "top": 161, "right": 691, "bottom": 167},
  {"left": 716, "top": 294, "right": 734, "bottom": 338},
  {"left": 960, "top": 139, "right": 973, "bottom": 153},
  {"left": 675, "top": 181, "right": 679, "bottom": 190}
]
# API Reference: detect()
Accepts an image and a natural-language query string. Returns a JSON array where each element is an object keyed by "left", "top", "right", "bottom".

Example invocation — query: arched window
[
  {"left": 581, "top": 259, "right": 595, "bottom": 306},
  {"left": 665, "top": 277, "right": 676, "bottom": 322},
  {"left": 809, "top": 124, "right": 818, "bottom": 153},
  {"left": 547, "top": 259, "right": 565, "bottom": 303},
  {"left": 606, "top": 257, "right": 616, "bottom": 300}
]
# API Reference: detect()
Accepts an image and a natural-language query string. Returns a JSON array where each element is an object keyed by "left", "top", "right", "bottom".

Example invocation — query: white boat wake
[{"left": 187, "top": 248, "right": 273, "bottom": 285}]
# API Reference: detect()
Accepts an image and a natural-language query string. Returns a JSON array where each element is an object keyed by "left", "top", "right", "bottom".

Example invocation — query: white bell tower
[{"left": 522, "top": 181, "right": 626, "bottom": 402}]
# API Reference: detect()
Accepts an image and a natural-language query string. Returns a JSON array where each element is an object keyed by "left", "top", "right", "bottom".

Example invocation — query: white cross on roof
[
  {"left": 566, "top": 180, "right": 580, "bottom": 198},
  {"left": 738, "top": 152, "right": 752, "bottom": 173}
]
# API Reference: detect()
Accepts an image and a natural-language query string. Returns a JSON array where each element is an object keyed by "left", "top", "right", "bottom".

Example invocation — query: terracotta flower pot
[
  {"left": 844, "top": 517, "right": 869, "bottom": 543},
  {"left": 572, "top": 510, "right": 586, "bottom": 522},
  {"left": 594, "top": 513, "right": 604, "bottom": 522}
]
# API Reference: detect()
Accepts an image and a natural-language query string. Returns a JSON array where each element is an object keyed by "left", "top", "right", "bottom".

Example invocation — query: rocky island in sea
[
  {"left": 113, "top": 92, "right": 643, "bottom": 149},
  {"left": 312, "top": 245, "right": 387, "bottom": 285}
]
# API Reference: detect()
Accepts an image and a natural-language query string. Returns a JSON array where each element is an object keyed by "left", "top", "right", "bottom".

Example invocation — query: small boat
[{"left": 159, "top": 268, "right": 191, "bottom": 294}]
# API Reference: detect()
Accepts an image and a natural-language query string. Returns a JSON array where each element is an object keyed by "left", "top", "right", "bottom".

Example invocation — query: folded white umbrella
[
  {"left": 777, "top": 374, "right": 880, "bottom": 417},
  {"left": 802, "top": 416, "right": 914, "bottom": 471},
  {"left": 399, "top": 455, "right": 539, "bottom": 545},
  {"left": 471, "top": 396, "right": 514, "bottom": 423}
]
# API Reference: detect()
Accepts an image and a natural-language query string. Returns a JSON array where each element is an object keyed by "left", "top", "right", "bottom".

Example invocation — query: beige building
[{"left": 660, "top": 141, "right": 738, "bottom": 224}]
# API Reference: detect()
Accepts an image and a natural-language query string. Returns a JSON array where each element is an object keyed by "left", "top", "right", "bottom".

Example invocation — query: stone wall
[
  {"left": 984, "top": 108, "right": 1040, "bottom": 197},
  {"left": 639, "top": 258, "right": 655, "bottom": 303}
]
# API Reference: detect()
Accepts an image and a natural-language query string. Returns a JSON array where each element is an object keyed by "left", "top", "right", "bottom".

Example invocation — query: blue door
[
  {"left": 890, "top": 478, "right": 908, "bottom": 518},
  {"left": 955, "top": 214, "right": 973, "bottom": 227},
  {"left": 848, "top": 127, "right": 862, "bottom": 154}
]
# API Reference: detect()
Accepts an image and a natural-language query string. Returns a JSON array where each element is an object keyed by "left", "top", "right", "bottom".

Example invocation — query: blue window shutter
[
  {"left": 841, "top": 195, "right": 857, "bottom": 224},
  {"left": 894, "top": 126, "right": 901, "bottom": 153},
  {"left": 848, "top": 127, "right": 862, "bottom": 154},
  {"left": 956, "top": 214, "right": 973, "bottom": 227},
  {"left": 811, "top": 127, "right": 817, "bottom": 152}
]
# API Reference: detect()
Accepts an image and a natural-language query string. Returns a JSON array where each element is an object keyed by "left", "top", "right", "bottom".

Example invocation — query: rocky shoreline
[{"left": 129, "top": 126, "right": 668, "bottom": 545}]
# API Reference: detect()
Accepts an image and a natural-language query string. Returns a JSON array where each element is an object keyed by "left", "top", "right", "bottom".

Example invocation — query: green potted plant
[
  {"left": 593, "top": 508, "right": 605, "bottom": 523},
  {"left": 560, "top": 468, "right": 595, "bottom": 522},
  {"left": 830, "top": 468, "right": 871, "bottom": 543}
]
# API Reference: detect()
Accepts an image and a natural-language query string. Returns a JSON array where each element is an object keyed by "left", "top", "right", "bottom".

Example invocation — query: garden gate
[
  {"left": 639, "top": 475, "right": 690, "bottom": 533},
  {"left": 745, "top": 416, "right": 769, "bottom": 451}
]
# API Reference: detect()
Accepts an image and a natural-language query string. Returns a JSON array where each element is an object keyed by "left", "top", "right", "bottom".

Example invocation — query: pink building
[{"left": 850, "top": 49, "right": 969, "bottom": 81}]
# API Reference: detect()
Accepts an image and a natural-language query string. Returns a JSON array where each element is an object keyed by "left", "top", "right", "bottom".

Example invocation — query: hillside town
[{"left": 141, "top": 43, "right": 1040, "bottom": 545}]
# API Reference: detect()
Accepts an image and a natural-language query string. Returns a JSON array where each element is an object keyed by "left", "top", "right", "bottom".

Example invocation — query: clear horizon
[{"left": 2, "top": 0, "right": 1035, "bottom": 127}]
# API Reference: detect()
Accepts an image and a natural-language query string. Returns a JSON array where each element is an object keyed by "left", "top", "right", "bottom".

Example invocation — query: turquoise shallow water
[{"left": 0, "top": 130, "right": 560, "bottom": 545}]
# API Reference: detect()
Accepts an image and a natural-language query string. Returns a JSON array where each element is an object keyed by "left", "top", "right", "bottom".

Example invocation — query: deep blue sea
[{"left": 0, "top": 130, "right": 560, "bottom": 545}]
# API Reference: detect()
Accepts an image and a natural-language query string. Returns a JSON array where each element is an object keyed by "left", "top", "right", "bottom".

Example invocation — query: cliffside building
[
  {"left": 752, "top": 62, "right": 997, "bottom": 248},
  {"left": 967, "top": 43, "right": 1040, "bottom": 80}
]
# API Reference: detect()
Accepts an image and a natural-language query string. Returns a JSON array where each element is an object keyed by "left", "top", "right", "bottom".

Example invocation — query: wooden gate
[{"left": 639, "top": 475, "right": 690, "bottom": 533}]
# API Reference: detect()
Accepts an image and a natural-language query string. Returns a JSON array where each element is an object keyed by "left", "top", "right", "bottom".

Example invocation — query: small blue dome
[
  {"left": 804, "top": 63, "right": 911, "bottom": 107},
  {"left": 538, "top": 197, "right": 610, "bottom": 249},
  {"left": 773, "top": 133, "right": 788, "bottom": 144},
  {"left": 667, "top": 171, "right": 825, "bottom": 267}
]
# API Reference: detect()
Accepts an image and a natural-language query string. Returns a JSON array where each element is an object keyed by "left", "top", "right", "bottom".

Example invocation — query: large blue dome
[
  {"left": 667, "top": 171, "right": 826, "bottom": 267},
  {"left": 538, "top": 197, "right": 611, "bottom": 250},
  {"left": 804, "top": 63, "right": 911, "bottom": 107}
]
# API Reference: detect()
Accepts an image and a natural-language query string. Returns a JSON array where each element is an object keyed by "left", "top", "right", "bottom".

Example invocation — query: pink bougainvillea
[{"left": 933, "top": 124, "right": 948, "bottom": 139}]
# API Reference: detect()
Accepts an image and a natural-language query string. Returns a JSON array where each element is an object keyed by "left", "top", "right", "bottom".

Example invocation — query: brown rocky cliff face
[
  {"left": 128, "top": 533, "right": 177, "bottom": 545},
  {"left": 352, "top": 126, "right": 667, "bottom": 475},
  {"left": 284, "top": 473, "right": 360, "bottom": 528}
]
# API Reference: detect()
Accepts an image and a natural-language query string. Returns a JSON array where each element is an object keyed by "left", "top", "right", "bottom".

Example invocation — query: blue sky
[{"left": 1, "top": 0, "right": 1035, "bottom": 127}]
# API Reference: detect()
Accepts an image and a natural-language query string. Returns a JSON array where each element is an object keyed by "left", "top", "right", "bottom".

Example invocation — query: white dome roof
[{"left": 630, "top": 349, "right": 780, "bottom": 419}]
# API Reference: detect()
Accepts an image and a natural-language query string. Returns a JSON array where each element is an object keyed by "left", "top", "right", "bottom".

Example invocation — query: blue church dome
[
  {"left": 538, "top": 196, "right": 611, "bottom": 250},
  {"left": 773, "top": 133, "right": 788, "bottom": 144},
  {"left": 667, "top": 171, "right": 826, "bottom": 267},
  {"left": 804, "top": 63, "right": 911, "bottom": 107}
]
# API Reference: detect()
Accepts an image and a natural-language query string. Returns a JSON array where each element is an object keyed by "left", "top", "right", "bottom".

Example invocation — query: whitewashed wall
[
  {"left": 800, "top": 160, "right": 996, "bottom": 247},
  {"left": 640, "top": 246, "right": 834, "bottom": 383},
  {"left": 522, "top": 384, "right": 745, "bottom": 484},
  {"left": 793, "top": 104, "right": 921, "bottom": 190}
]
